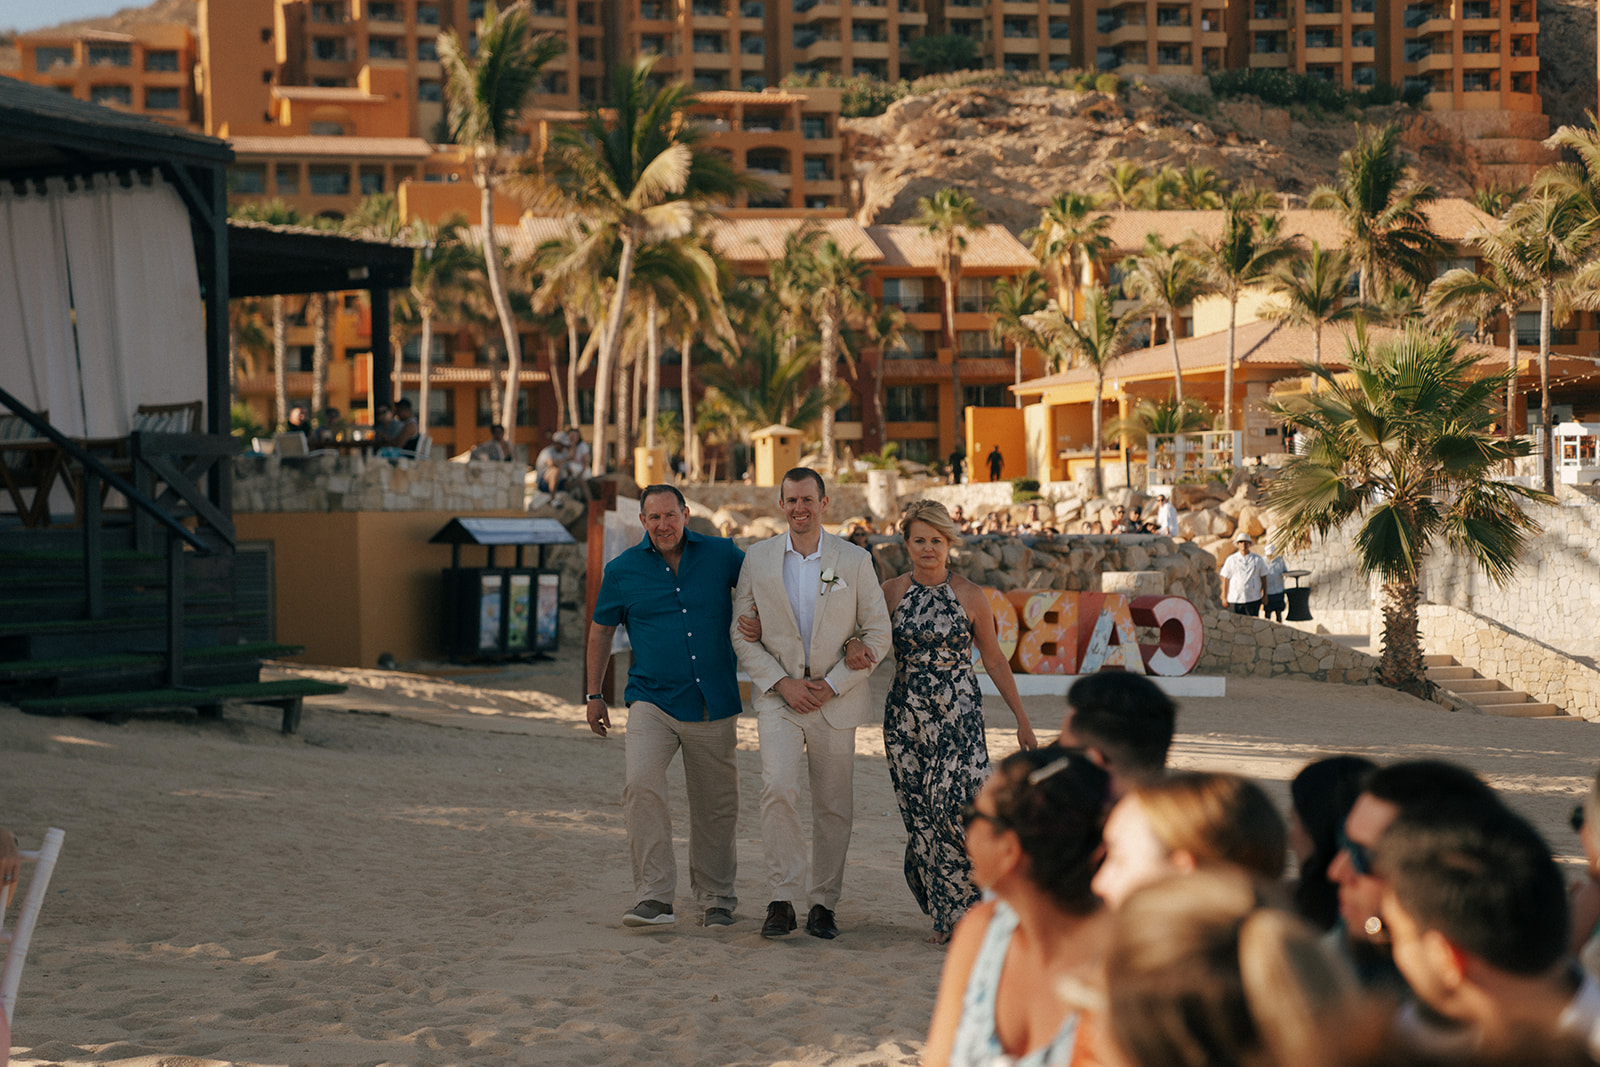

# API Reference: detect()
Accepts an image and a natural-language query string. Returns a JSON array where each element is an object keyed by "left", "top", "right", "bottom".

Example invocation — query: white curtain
[
  {"left": 0, "top": 173, "right": 205, "bottom": 438},
  {"left": 0, "top": 179, "right": 81, "bottom": 434}
]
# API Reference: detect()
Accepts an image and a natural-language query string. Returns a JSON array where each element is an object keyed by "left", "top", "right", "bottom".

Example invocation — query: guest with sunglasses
[
  {"left": 1327, "top": 760, "right": 1499, "bottom": 996},
  {"left": 923, "top": 748, "right": 1110, "bottom": 1067},
  {"left": 1288, "top": 755, "right": 1378, "bottom": 931}
]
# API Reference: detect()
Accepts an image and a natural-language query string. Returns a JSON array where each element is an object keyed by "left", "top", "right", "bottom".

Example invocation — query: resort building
[
  {"left": 686, "top": 88, "right": 847, "bottom": 210},
  {"left": 12, "top": 22, "right": 202, "bottom": 131}
]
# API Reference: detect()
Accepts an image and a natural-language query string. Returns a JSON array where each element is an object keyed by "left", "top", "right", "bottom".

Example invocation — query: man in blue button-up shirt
[{"left": 586, "top": 484, "right": 746, "bottom": 930}]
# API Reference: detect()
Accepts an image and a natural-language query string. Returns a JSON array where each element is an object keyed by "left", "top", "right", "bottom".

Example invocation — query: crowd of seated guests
[{"left": 921, "top": 670, "right": 1600, "bottom": 1067}]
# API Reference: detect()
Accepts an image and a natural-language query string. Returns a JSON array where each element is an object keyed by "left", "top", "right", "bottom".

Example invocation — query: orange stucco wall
[
  {"left": 965, "top": 407, "right": 1027, "bottom": 483},
  {"left": 236, "top": 508, "right": 530, "bottom": 668}
]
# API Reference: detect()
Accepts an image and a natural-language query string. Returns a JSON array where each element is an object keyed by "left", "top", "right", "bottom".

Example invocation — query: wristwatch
[{"left": 585, "top": 693, "right": 604, "bottom": 702}]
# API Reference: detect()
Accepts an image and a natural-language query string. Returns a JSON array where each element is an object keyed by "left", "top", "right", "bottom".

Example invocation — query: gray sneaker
[
  {"left": 623, "top": 900, "right": 675, "bottom": 926},
  {"left": 703, "top": 907, "right": 735, "bottom": 927}
]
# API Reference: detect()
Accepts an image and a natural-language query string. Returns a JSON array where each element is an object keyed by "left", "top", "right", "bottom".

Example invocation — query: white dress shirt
[{"left": 782, "top": 532, "right": 822, "bottom": 670}]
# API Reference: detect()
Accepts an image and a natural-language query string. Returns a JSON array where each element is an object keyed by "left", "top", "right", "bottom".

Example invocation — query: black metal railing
[{"left": 0, "top": 387, "right": 230, "bottom": 687}]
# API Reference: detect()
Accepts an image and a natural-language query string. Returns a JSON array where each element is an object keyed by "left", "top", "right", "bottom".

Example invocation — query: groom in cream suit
[{"left": 733, "top": 467, "right": 892, "bottom": 940}]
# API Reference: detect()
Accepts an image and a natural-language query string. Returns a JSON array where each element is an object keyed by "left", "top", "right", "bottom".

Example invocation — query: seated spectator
[
  {"left": 372, "top": 403, "right": 396, "bottom": 442},
  {"left": 471, "top": 423, "right": 515, "bottom": 462},
  {"left": 535, "top": 431, "right": 572, "bottom": 495},
  {"left": 923, "top": 748, "right": 1112, "bottom": 1067},
  {"left": 311, "top": 407, "right": 345, "bottom": 448},
  {"left": 1289, "top": 755, "right": 1378, "bottom": 931},
  {"left": 1374, "top": 797, "right": 1584, "bottom": 1058},
  {"left": 286, "top": 405, "right": 311, "bottom": 434},
  {"left": 1110, "top": 505, "right": 1134, "bottom": 534},
  {"left": 1155, "top": 492, "right": 1179, "bottom": 537},
  {"left": 375, "top": 399, "right": 419, "bottom": 451},
  {"left": 1080, "top": 520, "right": 1095, "bottom": 534},
  {"left": 1093, "top": 771, "right": 1287, "bottom": 910},
  {"left": 1089, "top": 521, "right": 1104, "bottom": 535},
  {"left": 950, "top": 505, "right": 969, "bottom": 533},
  {"left": 1059, "top": 672, "right": 1175, "bottom": 798},
  {"left": 565, "top": 426, "right": 591, "bottom": 478},
  {"left": 1107, "top": 868, "right": 1362, "bottom": 1067}
]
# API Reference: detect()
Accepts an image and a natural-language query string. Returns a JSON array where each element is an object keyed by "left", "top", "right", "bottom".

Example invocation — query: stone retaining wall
[
  {"left": 1288, "top": 484, "right": 1600, "bottom": 660},
  {"left": 233, "top": 454, "right": 523, "bottom": 513},
  {"left": 1418, "top": 604, "right": 1600, "bottom": 722},
  {"left": 1199, "top": 610, "right": 1380, "bottom": 684}
]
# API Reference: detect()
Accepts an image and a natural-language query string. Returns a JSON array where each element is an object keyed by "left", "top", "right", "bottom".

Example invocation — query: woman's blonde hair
[
  {"left": 1108, "top": 869, "right": 1361, "bottom": 1067},
  {"left": 1131, "top": 772, "right": 1287, "bottom": 881},
  {"left": 897, "top": 499, "right": 963, "bottom": 544}
]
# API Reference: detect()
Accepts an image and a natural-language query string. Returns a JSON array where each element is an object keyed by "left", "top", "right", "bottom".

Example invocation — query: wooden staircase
[
  {"left": 1424, "top": 654, "right": 1566, "bottom": 718},
  {"left": 0, "top": 527, "right": 342, "bottom": 733}
]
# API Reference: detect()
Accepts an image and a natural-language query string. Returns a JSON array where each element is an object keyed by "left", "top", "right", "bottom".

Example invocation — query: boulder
[
  {"left": 998, "top": 542, "right": 1034, "bottom": 570},
  {"left": 1172, "top": 484, "right": 1211, "bottom": 510},
  {"left": 712, "top": 507, "right": 752, "bottom": 531},
  {"left": 686, "top": 515, "right": 720, "bottom": 537},
  {"left": 1236, "top": 504, "right": 1269, "bottom": 540}
]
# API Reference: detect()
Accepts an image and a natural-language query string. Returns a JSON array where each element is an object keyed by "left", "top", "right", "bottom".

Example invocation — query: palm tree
[
  {"left": 1265, "top": 328, "right": 1549, "bottom": 697},
  {"left": 699, "top": 308, "right": 839, "bottom": 449},
  {"left": 1025, "top": 192, "right": 1111, "bottom": 321},
  {"left": 1101, "top": 161, "right": 1148, "bottom": 210},
  {"left": 988, "top": 271, "right": 1047, "bottom": 407},
  {"left": 1260, "top": 241, "right": 1355, "bottom": 394},
  {"left": 1025, "top": 287, "right": 1136, "bottom": 495},
  {"left": 1176, "top": 163, "right": 1225, "bottom": 210},
  {"left": 911, "top": 187, "right": 983, "bottom": 445},
  {"left": 440, "top": 0, "right": 564, "bottom": 434},
  {"left": 863, "top": 299, "right": 907, "bottom": 448},
  {"left": 1493, "top": 192, "right": 1599, "bottom": 491},
  {"left": 1309, "top": 123, "right": 1446, "bottom": 302},
  {"left": 1424, "top": 229, "right": 1536, "bottom": 437},
  {"left": 787, "top": 232, "right": 873, "bottom": 472},
  {"left": 1120, "top": 235, "right": 1211, "bottom": 406},
  {"left": 1103, "top": 395, "right": 1213, "bottom": 449},
  {"left": 1187, "top": 190, "right": 1296, "bottom": 432},
  {"left": 405, "top": 215, "right": 479, "bottom": 438},
  {"left": 230, "top": 199, "right": 308, "bottom": 429},
  {"left": 1471, "top": 181, "right": 1525, "bottom": 219},
  {"left": 539, "top": 57, "right": 744, "bottom": 474}
]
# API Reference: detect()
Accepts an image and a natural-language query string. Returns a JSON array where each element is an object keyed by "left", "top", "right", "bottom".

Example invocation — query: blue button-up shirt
[{"left": 591, "top": 529, "right": 745, "bottom": 722}]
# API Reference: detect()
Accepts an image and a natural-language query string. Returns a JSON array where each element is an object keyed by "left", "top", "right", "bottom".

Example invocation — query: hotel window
[
  {"left": 418, "top": 3, "right": 441, "bottom": 23},
  {"left": 694, "top": 33, "right": 726, "bottom": 53},
  {"left": 401, "top": 334, "right": 450, "bottom": 365},
  {"left": 400, "top": 390, "right": 453, "bottom": 427},
  {"left": 1352, "top": 64, "right": 1376, "bottom": 84},
  {"left": 417, "top": 38, "right": 438, "bottom": 60},
  {"left": 963, "top": 384, "right": 1007, "bottom": 407},
  {"left": 144, "top": 49, "right": 180, "bottom": 72},
  {"left": 477, "top": 389, "right": 533, "bottom": 426},
  {"left": 886, "top": 332, "right": 929, "bottom": 359},
  {"left": 88, "top": 44, "right": 132, "bottom": 67},
  {"left": 883, "top": 277, "right": 928, "bottom": 313},
  {"left": 803, "top": 156, "right": 831, "bottom": 181},
  {"left": 309, "top": 120, "right": 347, "bottom": 135},
  {"left": 90, "top": 84, "right": 133, "bottom": 106},
  {"left": 368, "top": 36, "right": 404, "bottom": 59},
  {"left": 1352, "top": 26, "right": 1375, "bottom": 46},
  {"left": 228, "top": 166, "right": 267, "bottom": 194},
  {"left": 468, "top": 0, "right": 486, "bottom": 17},
  {"left": 145, "top": 86, "right": 181, "bottom": 110},
  {"left": 957, "top": 330, "right": 995, "bottom": 357},
  {"left": 419, "top": 79, "right": 442, "bottom": 101},
  {"left": 359, "top": 168, "right": 385, "bottom": 194},
  {"left": 957, "top": 277, "right": 993, "bottom": 313},
  {"left": 742, "top": 35, "right": 765, "bottom": 53},
  {"left": 35, "top": 47, "right": 75, "bottom": 71},
  {"left": 275, "top": 165, "right": 300, "bottom": 194},
  {"left": 743, "top": 73, "right": 767, "bottom": 90},
  {"left": 802, "top": 115, "right": 829, "bottom": 138},
  {"left": 368, "top": 1, "right": 401, "bottom": 19},
  {"left": 309, "top": 166, "right": 352, "bottom": 195},
  {"left": 885, "top": 386, "right": 934, "bottom": 422},
  {"left": 313, "top": 37, "right": 348, "bottom": 60}
]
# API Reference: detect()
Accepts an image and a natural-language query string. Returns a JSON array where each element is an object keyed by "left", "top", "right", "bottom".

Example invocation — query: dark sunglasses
[
  {"left": 959, "top": 800, "right": 1008, "bottom": 833},
  {"left": 1337, "top": 825, "right": 1374, "bottom": 877},
  {"left": 1573, "top": 803, "right": 1588, "bottom": 834}
]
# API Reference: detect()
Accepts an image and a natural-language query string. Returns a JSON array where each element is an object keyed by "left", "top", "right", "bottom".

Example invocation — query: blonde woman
[
  {"left": 1092, "top": 770, "right": 1287, "bottom": 910},
  {"left": 851, "top": 499, "right": 1037, "bottom": 942},
  {"left": 1107, "top": 869, "right": 1361, "bottom": 1067}
]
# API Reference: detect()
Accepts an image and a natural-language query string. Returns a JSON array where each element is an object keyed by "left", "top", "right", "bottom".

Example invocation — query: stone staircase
[{"left": 1424, "top": 654, "right": 1565, "bottom": 718}]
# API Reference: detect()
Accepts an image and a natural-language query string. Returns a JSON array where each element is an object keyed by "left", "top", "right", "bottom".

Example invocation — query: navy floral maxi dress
[{"left": 885, "top": 576, "right": 991, "bottom": 935}]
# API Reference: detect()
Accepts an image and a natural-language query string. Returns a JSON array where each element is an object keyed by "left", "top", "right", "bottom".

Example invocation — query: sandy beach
[{"left": 5, "top": 616, "right": 1600, "bottom": 1067}]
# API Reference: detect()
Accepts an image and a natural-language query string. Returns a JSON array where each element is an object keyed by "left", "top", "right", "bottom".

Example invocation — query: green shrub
[
  {"left": 1013, "top": 490, "right": 1044, "bottom": 503},
  {"left": 1207, "top": 68, "right": 1423, "bottom": 112},
  {"left": 1094, "top": 73, "right": 1122, "bottom": 95},
  {"left": 1010, "top": 477, "right": 1041, "bottom": 502}
]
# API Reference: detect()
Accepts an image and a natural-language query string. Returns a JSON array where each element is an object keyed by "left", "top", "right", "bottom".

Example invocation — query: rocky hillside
[{"left": 847, "top": 83, "right": 1491, "bottom": 234}]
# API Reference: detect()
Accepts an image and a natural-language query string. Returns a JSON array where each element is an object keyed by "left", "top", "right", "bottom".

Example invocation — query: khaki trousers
[
  {"left": 757, "top": 704, "right": 857, "bottom": 911},
  {"left": 622, "top": 701, "right": 739, "bottom": 911}
]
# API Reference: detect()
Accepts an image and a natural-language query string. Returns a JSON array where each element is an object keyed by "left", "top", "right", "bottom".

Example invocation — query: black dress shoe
[
  {"left": 805, "top": 904, "right": 838, "bottom": 940},
  {"left": 761, "top": 900, "right": 797, "bottom": 938}
]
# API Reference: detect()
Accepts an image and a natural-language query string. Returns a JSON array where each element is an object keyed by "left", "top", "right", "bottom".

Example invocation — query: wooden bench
[{"left": 16, "top": 678, "right": 347, "bottom": 735}]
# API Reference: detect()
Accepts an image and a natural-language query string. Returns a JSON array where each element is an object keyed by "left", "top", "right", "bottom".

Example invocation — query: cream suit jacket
[{"left": 731, "top": 531, "right": 893, "bottom": 730}]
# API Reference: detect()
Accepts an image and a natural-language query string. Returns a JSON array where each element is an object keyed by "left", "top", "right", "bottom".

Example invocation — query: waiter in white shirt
[{"left": 1219, "top": 530, "right": 1269, "bottom": 617}]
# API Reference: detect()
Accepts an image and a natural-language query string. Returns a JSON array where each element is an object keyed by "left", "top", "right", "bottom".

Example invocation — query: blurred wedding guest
[
  {"left": 950, "top": 505, "right": 969, "bottom": 533},
  {"left": 286, "top": 405, "right": 311, "bottom": 433},
  {"left": 923, "top": 748, "right": 1111, "bottom": 1067},
  {"left": 1374, "top": 797, "right": 1589, "bottom": 1059},
  {"left": 1290, "top": 755, "right": 1379, "bottom": 931},
  {"left": 1059, "top": 672, "right": 1175, "bottom": 799},
  {"left": 1263, "top": 542, "right": 1290, "bottom": 623},
  {"left": 1107, "top": 868, "right": 1362, "bottom": 1067},
  {"left": 1570, "top": 768, "right": 1600, "bottom": 977},
  {"left": 1093, "top": 771, "right": 1287, "bottom": 910},
  {"left": 1154, "top": 492, "right": 1179, "bottom": 537},
  {"left": 311, "top": 407, "right": 346, "bottom": 448},
  {"left": 1328, "top": 761, "right": 1499, "bottom": 995}
]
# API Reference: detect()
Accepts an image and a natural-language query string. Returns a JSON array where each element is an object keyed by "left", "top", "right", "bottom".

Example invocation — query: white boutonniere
[{"left": 820, "top": 567, "right": 846, "bottom": 593}]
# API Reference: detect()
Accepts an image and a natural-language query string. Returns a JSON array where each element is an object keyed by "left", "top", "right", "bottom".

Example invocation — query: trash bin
[{"left": 1285, "top": 585, "right": 1313, "bottom": 621}]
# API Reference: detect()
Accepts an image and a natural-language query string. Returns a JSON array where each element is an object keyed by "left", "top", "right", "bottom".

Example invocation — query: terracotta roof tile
[
  {"left": 866, "top": 223, "right": 1037, "bottom": 271},
  {"left": 1100, "top": 198, "right": 1494, "bottom": 252},
  {"left": 228, "top": 135, "right": 434, "bottom": 158},
  {"left": 710, "top": 216, "right": 883, "bottom": 263}
]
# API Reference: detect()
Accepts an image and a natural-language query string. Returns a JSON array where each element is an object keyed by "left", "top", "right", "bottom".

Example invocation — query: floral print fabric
[{"left": 885, "top": 577, "right": 991, "bottom": 934}]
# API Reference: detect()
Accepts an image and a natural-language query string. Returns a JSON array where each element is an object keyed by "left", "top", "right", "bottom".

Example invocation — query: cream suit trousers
[
  {"left": 758, "top": 703, "right": 857, "bottom": 911},
  {"left": 622, "top": 701, "right": 739, "bottom": 911}
]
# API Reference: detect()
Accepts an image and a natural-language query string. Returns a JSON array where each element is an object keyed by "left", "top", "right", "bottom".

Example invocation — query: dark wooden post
[{"left": 370, "top": 286, "right": 393, "bottom": 412}]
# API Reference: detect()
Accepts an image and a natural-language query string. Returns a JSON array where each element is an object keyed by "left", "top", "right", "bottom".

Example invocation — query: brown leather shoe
[
  {"left": 805, "top": 904, "right": 838, "bottom": 940},
  {"left": 761, "top": 900, "right": 797, "bottom": 938}
]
